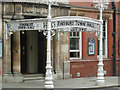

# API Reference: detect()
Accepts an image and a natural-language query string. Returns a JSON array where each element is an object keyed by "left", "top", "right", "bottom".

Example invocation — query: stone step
[
  {"left": 23, "top": 74, "right": 45, "bottom": 81},
  {"left": 23, "top": 74, "right": 44, "bottom": 77}
]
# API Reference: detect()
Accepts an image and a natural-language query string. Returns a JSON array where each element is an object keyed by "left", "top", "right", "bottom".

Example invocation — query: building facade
[
  {"left": 0, "top": 0, "right": 120, "bottom": 83},
  {"left": 1, "top": 1, "right": 70, "bottom": 82},
  {"left": 69, "top": 1, "right": 120, "bottom": 78}
]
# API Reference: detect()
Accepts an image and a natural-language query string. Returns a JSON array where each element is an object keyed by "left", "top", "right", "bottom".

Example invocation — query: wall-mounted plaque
[
  {"left": 88, "top": 38, "right": 95, "bottom": 55},
  {"left": 0, "top": 39, "right": 2, "bottom": 58}
]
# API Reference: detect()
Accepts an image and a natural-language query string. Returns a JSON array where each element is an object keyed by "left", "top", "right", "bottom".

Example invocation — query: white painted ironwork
[
  {"left": 7, "top": 18, "right": 48, "bottom": 31},
  {"left": 51, "top": 16, "right": 100, "bottom": 32},
  {"left": 93, "top": 0, "right": 109, "bottom": 86},
  {"left": 7, "top": 17, "right": 100, "bottom": 31},
  {"left": 7, "top": 16, "right": 101, "bottom": 40},
  {"left": 44, "top": 0, "right": 54, "bottom": 88}
]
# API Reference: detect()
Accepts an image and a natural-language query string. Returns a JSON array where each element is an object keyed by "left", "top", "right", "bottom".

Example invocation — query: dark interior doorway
[
  {"left": 38, "top": 32, "right": 47, "bottom": 74},
  {"left": 21, "top": 31, "right": 27, "bottom": 74},
  {"left": 11, "top": 34, "right": 13, "bottom": 73},
  {"left": 20, "top": 31, "right": 46, "bottom": 74}
]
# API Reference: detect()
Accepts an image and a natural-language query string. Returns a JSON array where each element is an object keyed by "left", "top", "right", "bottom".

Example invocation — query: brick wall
[
  {"left": 108, "top": 19, "right": 113, "bottom": 59},
  {"left": 69, "top": 0, "right": 120, "bottom": 10},
  {"left": 70, "top": 60, "right": 120, "bottom": 78},
  {"left": 69, "top": 0, "right": 120, "bottom": 78}
]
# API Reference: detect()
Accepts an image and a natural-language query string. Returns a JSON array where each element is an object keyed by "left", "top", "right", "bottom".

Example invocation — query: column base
[
  {"left": 3, "top": 72, "right": 23, "bottom": 83},
  {"left": 44, "top": 85, "right": 54, "bottom": 89},
  {"left": 44, "top": 81, "right": 54, "bottom": 89},
  {"left": 63, "top": 60, "right": 70, "bottom": 79},
  {"left": 96, "top": 79, "right": 105, "bottom": 86}
]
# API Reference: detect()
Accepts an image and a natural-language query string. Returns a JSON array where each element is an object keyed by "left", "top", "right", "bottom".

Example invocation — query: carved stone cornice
[
  {"left": 76, "top": 12, "right": 86, "bottom": 16},
  {"left": 71, "top": 7, "right": 114, "bottom": 14},
  {"left": 70, "top": 10, "right": 86, "bottom": 16},
  {"left": 96, "top": 14, "right": 112, "bottom": 20}
]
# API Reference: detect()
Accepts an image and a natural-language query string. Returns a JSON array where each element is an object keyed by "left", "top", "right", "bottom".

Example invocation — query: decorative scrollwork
[
  {"left": 43, "top": 30, "right": 55, "bottom": 37},
  {"left": 43, "top": 30, "right": 48, "bottom": 36},
  {"left": 95, "top": 31, "right": 100, "bottom": 40},
  {"left": 51, "top": 30, "right": 55, "bottom": 37}
]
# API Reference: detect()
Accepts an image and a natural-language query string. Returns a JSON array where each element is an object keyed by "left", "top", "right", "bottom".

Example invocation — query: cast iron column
[
  {"left": 44, "top": 0, "right": 54, "bottom": 88},
  {"left": 93, "top": 0, "right": 109, "bottom": 85}
]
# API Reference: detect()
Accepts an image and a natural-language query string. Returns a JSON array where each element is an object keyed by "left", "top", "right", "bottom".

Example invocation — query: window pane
[
  {"left": 97, "top": 39, "right": 99, "bottom": 55},
  {"left": 70, "top": 38, "right": 79, "bottom": 50},
  {"left": 73, "top": 32, "right": 76, "bottom": 36},
  {"left": 103, "top": 31, "right": 105, "bottom": 38},
  {"left": 103, "top": 21, "right": 106, "bottom": 38},
  {"left": 77, "top": 32, "right": 79, "bottom": 36},
  {"left": 103, "top": 39, "right": 105, "bottom": 55},
  {"left": 70, "top": 52, "right": 79, "bottom": 58}
]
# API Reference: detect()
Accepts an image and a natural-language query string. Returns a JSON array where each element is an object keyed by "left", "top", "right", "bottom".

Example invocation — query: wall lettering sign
[{"left": 88, "top": 38, "right": 95, "bottom": 55}]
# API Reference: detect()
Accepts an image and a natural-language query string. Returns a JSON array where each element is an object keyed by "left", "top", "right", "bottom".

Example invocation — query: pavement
[{"left": 2, "top": 76, "right": 120, "bottom": 89}]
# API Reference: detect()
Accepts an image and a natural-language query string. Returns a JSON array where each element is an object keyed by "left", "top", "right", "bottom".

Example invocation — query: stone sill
[{"left": 70, "top": 58, "right": 120, "bottom": 62}]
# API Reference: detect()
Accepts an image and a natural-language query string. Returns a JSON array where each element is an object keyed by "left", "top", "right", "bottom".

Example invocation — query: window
[
  {"left": 70, "top": 32, "right": 82, "bottom": 59},
  {"left": 97, "top": 20, "right": 108, "bottom": 58}
]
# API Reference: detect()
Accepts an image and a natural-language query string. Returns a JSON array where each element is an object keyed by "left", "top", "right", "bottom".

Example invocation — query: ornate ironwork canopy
[
  {"left": 7, "top": 16, "right": 100, "bottom": 31},
  {"left": 6, "top": 16, "right": 101, "bottom": 39}
]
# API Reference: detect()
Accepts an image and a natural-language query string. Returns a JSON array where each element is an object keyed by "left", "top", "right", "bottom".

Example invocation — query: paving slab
[{"left": 2, "top": 76, "right": 119, "bottom": 89}]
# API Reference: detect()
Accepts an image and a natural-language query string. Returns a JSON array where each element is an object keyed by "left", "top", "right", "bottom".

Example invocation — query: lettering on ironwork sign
[
  {"left": 0, "top": 39, "right": 2, "bottom": 58},
  {"left": 18, "top": 23, "right": 34, "bottom": 30},
  {"left": 56, "top": 20, "right": 98, "bottom": 28},
  {"left": 51, "top": 19, "right": 100, "bottom": 32},
  {"left": 88, "top": 38, "right": 95, "bottom": 55},
  {"left": 7, "top": 16, "right": 101, "bottom": 32}
]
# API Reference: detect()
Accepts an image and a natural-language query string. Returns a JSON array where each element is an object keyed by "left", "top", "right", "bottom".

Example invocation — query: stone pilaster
[
  {"left": 3, "top": 21, "right": 12, "bottom": 74},
  {"left": 3, "top": 20, "right": 23, "bottom": 83},
  {"left": 2, "top": 20, "right": 13, "bottom": 83},
  {"left": 12, "top": 32, "right": 21, "bottom": 73},
  {"left": 53, "top": 32, "right": 62, "bottom": 79},
  {"left": 12, "top": 32, "right": 23, "bottom": 82},
  {"left": 2, "top": 3, "right": 14, "bottom": 82},
  {"left": 59, "top": 32, "right": 69, "bottom": 76},
  {"left": 53, "top": 31, "right": 70, "bottom": 79}
]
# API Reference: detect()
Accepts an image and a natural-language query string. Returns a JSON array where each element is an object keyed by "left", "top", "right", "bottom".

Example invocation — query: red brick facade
[
  {"left": 69, "top": 1, "right": 120, "bottom": 78},
  {"left": 70, "top": 60, "right": 119, "bottom": 78}
]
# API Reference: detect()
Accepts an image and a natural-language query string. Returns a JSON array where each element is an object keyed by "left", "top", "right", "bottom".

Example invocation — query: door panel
[
  {"left": 38, "top": 32, "right": 46, "bottom": 74},
  {"left": 26, "top": 31, "right": 38, "bottom": 74}
]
